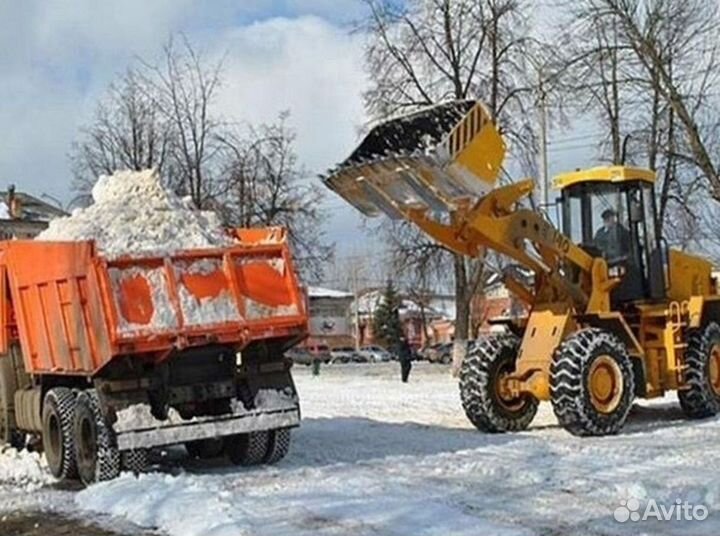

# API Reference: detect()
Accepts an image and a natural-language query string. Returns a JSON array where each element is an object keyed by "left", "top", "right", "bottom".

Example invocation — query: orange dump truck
[{"left": 0, "top": 228, "right": 307, "bottom": 484}]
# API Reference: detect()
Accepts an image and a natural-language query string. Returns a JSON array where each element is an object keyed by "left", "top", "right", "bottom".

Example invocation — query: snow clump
[{"left": 37, "top": 169, "right": 235, "bottom": 259}]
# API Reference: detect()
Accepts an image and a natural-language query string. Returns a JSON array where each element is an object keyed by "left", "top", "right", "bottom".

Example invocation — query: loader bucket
[{"left": 323, "top": 100, "right": 505, "bottom": 218}]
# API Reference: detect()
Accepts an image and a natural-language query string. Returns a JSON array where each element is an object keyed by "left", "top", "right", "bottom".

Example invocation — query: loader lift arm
[{"left": 400, "top": 179, "right": 617, "bottom": 314}]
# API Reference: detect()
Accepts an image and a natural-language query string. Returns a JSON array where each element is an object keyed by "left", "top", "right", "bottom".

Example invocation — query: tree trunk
[{"left": 452, "top": 253, "right": 469, "bottom": 376}]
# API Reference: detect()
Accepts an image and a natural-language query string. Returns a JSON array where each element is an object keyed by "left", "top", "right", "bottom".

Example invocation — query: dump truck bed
[{"left": 0, "top": 228, "right": 307, "bottom": 376}]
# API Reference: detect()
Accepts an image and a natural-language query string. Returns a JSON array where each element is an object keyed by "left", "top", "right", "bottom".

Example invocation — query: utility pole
[{"left": 538, "top": 73, "right": 549, "bottom": 212}]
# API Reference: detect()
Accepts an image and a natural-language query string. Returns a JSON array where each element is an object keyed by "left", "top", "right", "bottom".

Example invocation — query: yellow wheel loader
[{"left": 324, "top": 100, "right": 720, "bottom": 436}]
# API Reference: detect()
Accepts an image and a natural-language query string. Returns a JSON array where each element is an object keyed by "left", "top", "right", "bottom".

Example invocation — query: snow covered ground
[{"left": 2, "top": 362, "right": 720, "bottom": 535}]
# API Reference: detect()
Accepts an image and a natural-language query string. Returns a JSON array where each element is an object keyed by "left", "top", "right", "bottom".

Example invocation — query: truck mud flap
[{"left": 113, "top": 403, "right": 300, "bottom": 451}]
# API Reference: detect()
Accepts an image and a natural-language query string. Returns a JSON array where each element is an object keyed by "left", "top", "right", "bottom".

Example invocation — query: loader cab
[{"left": 555, "top": 166, "right": 666, "bottom": 304}]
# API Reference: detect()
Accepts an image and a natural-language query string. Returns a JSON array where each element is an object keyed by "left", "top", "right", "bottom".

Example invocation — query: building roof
[
  {"left": 308, "top": 286, "right": 354, "bottom": 299},
  {"left": 0, "top": 190, "right": 67, "bottom": 222},
  {"left": 355, "top": 289, "right": 456, "bottom": 321}
]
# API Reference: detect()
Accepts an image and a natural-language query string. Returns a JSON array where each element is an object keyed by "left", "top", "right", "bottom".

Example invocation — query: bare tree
[
  {"left": 554, "top": 5, "right": 638, "bottom": 165},
  {"left": 70, "top": 36, "right": 333, "bottom": 280},
  {"left": 597, "top": 0, "right": 720, "bottom": 198},
  {"left": 70, "top": 68, "right": 173, "bottom": 196},
  {"left": 362, "top": 0, "right": 537, "bottom": 359},
  {"left": 141, "top": 36, "right": 225, "bottom": 208},
  {"left": 216, "top": 114, "right": 333, "bottom": 281},
  {"left": 554, "top": 0, "right": 720, "bottom": 265}
]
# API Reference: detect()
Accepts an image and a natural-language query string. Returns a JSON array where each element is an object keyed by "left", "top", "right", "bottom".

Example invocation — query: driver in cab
[{"left": 594, "top": 208, "right": 630, "bottom": 262}]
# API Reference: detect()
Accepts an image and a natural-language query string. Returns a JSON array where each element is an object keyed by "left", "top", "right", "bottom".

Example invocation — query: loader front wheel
[
  {"left": 459, "top": 334, "right": 538, "bottom": 433},
  {"left": 74, "top": 390, "right": 120, "bottom": 485},
  {"left": 551, "top": 328, "right": 634, "bottom": 436},
  {"left": 42, "top": 388, "right": 78, "bottom": 479},
  {"left": 678, "top": 322, "right": 720, "bottom": 419}
]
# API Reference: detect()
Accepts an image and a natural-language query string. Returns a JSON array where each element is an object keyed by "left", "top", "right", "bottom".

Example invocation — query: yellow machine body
[{"left": 324, "top": 99, "right": 720, "bottom": 435}]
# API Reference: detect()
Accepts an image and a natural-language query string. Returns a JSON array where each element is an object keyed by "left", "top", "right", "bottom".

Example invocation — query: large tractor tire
[
  {"left": 678, "top": 322, "right": 720, "bottom": 419},
  {"left": 551, "top": 328, "right": 635, "bottom": 436},
  {"left": 42, "top": 388, "right": 78, "bottom": 479},
  {"left": 0, "top": 356, "right": 24, "bottom": 449},
  {"left": 459, "top": 334, "right": 538, "bottom": 433},
  {"left": 73, "top": 390, "right": 120, "bottom": 485}
]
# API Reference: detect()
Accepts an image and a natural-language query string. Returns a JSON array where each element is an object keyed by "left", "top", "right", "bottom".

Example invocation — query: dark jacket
[{"left": 397, "top": 340, "right": 412, "bottom": 362}]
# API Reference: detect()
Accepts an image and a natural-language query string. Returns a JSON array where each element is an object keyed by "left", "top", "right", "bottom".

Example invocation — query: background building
[
  {"left": 0, "top": 186, "right": 67, "bottom": 239},
  {"left": 305, "top": 286, "right": 354, "bottom": 348}
]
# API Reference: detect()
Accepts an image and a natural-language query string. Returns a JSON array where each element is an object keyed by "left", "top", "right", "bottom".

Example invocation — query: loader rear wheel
[
  {"left": 0, "top": 356, "right": 24, "bottom": 449},
  {"left": 679, "top": 322, "right": 720, "bottom": 419},
  {"left": 42, "top": 388, "right": 78, "bottom": 479},
  {"left": 551, "top": 328, "right": 634, "bottom": 436},
  {"left": 459, "top": 334, "right": 538, "bottom": 433},
  {"left": 74, "top": 390, "right": 120, "bottom": 485},
  {"left": 225, "top": 431, "right": 270, "bottom": 466}
]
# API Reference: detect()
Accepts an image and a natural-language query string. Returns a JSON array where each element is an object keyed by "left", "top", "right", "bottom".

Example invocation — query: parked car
[
  {"left": 359, "top": 345, "right": 394, "bottom": 363},
  {"left": 330, "top": 346, "right": 367, "bottom": 364},
  {"left": 423, "top": 340, "right": 480, "bottom": 364},
  {"left": 421, "top": 342, "right": 453, "bottom": 364},
  {"left": 286, "top": 344, "right": 332, "bottom": 366}
]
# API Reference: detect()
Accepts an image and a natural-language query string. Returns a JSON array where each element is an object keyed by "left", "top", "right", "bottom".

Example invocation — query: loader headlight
[{"left": 608, "top": 265, "right": 626, "bottom": 278}]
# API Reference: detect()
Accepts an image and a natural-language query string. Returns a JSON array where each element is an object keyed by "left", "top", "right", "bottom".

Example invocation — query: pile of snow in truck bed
[{"left": 37, "top": 169, "right": 234, "bottom": 259}]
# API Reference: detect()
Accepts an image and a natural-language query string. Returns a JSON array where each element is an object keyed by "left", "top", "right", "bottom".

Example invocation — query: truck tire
[
  {"left": 74, "top": 390, "right": 120, "bottom": 485},
  {"left": 551, "top": 328, "right": 634, "bottom": 436},
  {"left": 264, "top": 429, "right": 291, "bottom": 464},
  {"left": 225, "top": 431, "right": 270, "bottom": 466},
  {"left": 0, "top": 356, "right": 23, "bottom": 449},
  {"left": 186, "top": 438, "right": 224, "bottom": 460},
  {"left": 679, "top": 322, "right": 720, "bottom": 418},
  {"left": 121, "top": 449, "right": 150, "bottom": 474},
  {"left": 42, "top": 388, "right": 78, "bottom": 479},
  {"left": 459, "top": 334, "right": 538, "bottom": 433}
]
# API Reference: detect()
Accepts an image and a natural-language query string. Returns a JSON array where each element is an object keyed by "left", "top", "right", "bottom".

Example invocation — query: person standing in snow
[{"left": 398, "top": 336, "right": 413, "bottom": 383}]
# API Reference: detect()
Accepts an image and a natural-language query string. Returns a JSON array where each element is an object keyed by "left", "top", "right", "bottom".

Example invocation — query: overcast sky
[{"left": 1, "top": 1, "right": 602, "bottom": 276}]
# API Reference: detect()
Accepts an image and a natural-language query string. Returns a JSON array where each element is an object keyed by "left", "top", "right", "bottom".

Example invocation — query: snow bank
[
  {"left": 0, "top": 447, "right": 52, "bottom": 491},
  {"left": 37, "top": 169, "right": 234, "bottom": 259}
]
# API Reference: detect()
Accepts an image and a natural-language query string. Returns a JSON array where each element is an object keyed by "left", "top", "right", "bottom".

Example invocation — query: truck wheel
[
  {"left": 679, "top": 322, "right": 720, "bottom": 418},
  {"left": 264, "top": 429, "right": 291, "bottom": 464},
  {"left": 121, "top": 449, "right": 149, "bottom": 474},
  {"left": 74, "top": 390, "right": 120, "bottom": 485},
  {"left": 42, "top": 388, "right": 78, "bottom": 479},
  {"left": 0, "top": 357, "right": 24, "bottom": 449},
  {"left": 459, "top": 334, "right": 538, "bottom": 433},
  {"left": 551, "top": 328, "right": 634, "bottom": 436},
  {"left": 185, "top": 438, "right": 224, "bottom": 459},
  {"left": 225, "top": 431, "right": 270, "bottom": 466}
]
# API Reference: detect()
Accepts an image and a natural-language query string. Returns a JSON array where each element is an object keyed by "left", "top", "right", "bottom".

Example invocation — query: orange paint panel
[
  {"left": 116, "top": 274, "right": 154, "bottom": 325},
  {"left": 234, "top": 261, "right": 293, "bottom": 307},
  {"left": 180, "top": 271, "right": 227, "bottom": 300},
  {"left": 0, "top": 266, "right": 7, "bottom": 355}
]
